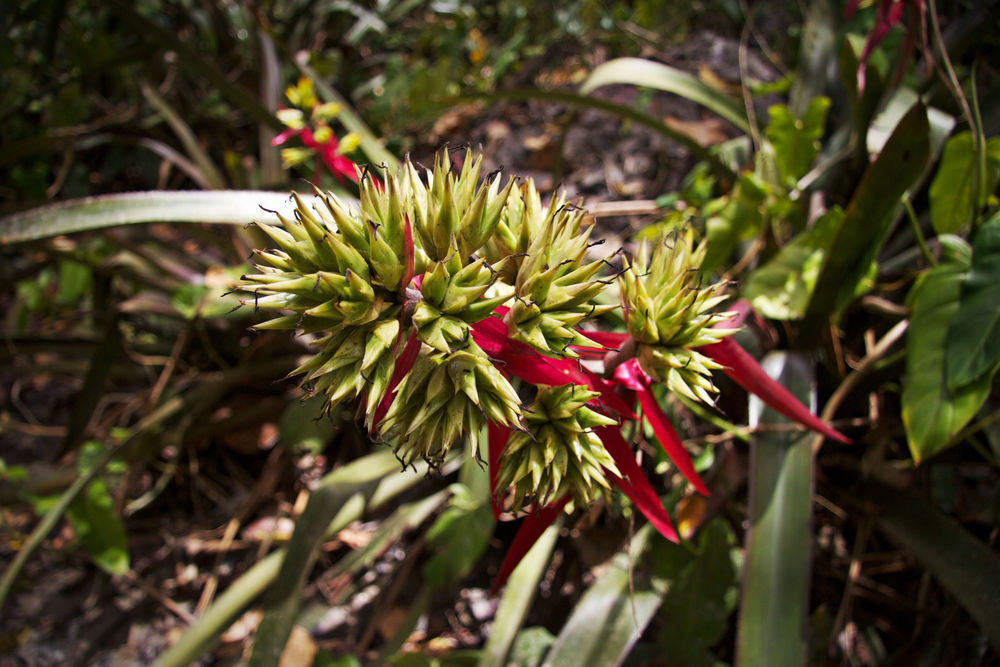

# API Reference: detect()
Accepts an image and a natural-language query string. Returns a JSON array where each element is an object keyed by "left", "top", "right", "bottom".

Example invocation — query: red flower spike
[
  {"left": 702, "top": 337, "right": 850, "bottom": 444},
  {"left": 596, "top": 426, "right": 679, "bottom": 543},
  {"left": 491, "top": 497, "right": 570, "bottom": 593},
  {"left": 614, "top": 359, "right": 709, "bottom": 496},
  {"left": 372, "top": 330, "right": 421, "bottom": 431},
  {"left": 488, "top": 422, "right": 509, "bottom": 520}
]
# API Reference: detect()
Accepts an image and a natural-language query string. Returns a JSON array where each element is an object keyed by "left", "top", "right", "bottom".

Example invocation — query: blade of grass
[
  {"left": 737, "top": 352, "right": 816, "bottom": 667},
  {"left": 0, "top": 190, "right": 331, "bottom": 244},
  {"left": 139, "top": 79, "right": 227, "bottom": 190},
  {"left": 478, "top": 517, "right": 562, "bottom": 667}
]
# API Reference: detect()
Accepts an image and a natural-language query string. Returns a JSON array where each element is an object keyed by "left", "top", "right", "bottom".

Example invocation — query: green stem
[{"left": 902, "top": 196, "right": 937, "bottom": 267}]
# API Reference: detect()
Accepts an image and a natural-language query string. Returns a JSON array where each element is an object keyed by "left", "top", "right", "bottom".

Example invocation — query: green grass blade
[
  {"left": 738, "top": 352, "right": 816, "bottom": 667},
  {"left": 580, "top": 57, "right": 751, "bottom": 135},
  {"left": 478, "top": 518, "right": 561, "bottom": 667},
  {"left": 541, "top": 524, "right": 666, "bottom": 667},
  {"left": 0, "top": 190, "right": 324, "bottom": 244}
]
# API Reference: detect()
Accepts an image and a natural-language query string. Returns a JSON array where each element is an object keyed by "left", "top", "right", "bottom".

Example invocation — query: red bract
[{"left": 846, "top": 0, "right": 926, "bottom": 93}]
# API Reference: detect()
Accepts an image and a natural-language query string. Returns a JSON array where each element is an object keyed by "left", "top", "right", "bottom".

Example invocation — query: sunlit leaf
[
  {"left": 64, "top": 477, "right": 129, "bottom": 575},
  {"left": 929, "top": 132, "right": 1000, "bottom": 234},
  {"left": 764, "top": 97, "right": 831, "bottom": 186},
  {"left": 581, "top": 57, "right": 751, "bottom": 134},
  {"left": 744, "top": 207, "right": 844, "bottom": 319},
  {"left": 903, "top": 257, "right": 992, "bottom": 462}
]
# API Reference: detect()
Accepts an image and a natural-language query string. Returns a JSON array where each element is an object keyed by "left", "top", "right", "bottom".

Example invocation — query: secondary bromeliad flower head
[{"left": 619, "top": 230, "right": 737, "bottom": 404}]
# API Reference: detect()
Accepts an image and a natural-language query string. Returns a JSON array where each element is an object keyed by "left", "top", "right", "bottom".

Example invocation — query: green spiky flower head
[
  {"left": 619, "top": 230, "right": 736, "bottom": 404},
  {"left": 496, "top": 384, "right": 619, "bottom": 512}
]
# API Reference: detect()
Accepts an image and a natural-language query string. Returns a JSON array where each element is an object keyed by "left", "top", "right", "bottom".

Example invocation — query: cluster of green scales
[{"left": 241, "top": 151, "right": 734, "bottom": 511}]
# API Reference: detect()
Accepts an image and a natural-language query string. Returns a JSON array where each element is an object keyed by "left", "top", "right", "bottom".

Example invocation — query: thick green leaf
[
  {"left": 581, "top": 57, "right": 751, "bottom": 134},
  {"left": 804, "top": 102, "right": 930, "bottom": 330},
  {"left": 946, "top": 213, "right": 1000, "bottom": 387},
  {"left": 541, "top": 525, "right": 666, "bottom": 667},
  {"left": 903, "top": 258, "right": 992, "bottom": 462},
  {"left": 744, "top": 208, "right": 843, "bottom": 319},
  {"left": 738, "top": 353, "right": 816, "bottom": 667},
  {"left": 656, "top": 520, "right": 739, "bottom": 667},
  {"left": 508, "top": 627, "right": 555, "bottom": 667},
  {"left": 857, "top": 480, "right": 1000, "bottom": 650},
  {"left": 422, "top": 486, "right": 495, "bottom": 588},
  {"left": 0, "top": 190, "right": 322, "bottom": 244},
  {"left": 765, "top": 98, "right": 831, "bottom": 187},
  {"left": 929, "top": 133, "right": 1000, "bottom": 234}
]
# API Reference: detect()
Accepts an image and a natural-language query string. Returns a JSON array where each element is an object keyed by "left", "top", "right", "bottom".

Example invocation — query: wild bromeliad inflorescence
[{"left": 240, "top": 150, "right": 847, "bottom": 584}]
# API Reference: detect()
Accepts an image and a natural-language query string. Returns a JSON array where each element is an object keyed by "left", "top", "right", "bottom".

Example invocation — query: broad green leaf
[
  {"left": 858, "top": 480, "right": 1000, "bottom": 650},
  {"left": 764, "top": 97, "right": 831, "bottom": 187},
  {"left": 929, "top": 133, "right": 1000, "bottom": 234},
  {"left": 744, "top": 208, "right": 844, "bottom": 319},
  {"left": 804, "top": 102, "right": 930, "bottom": 330},
  {"left": 581, "top": 57, "right": 751, "bottom": 134},
  {"left": 541, "top": 525, "right": 666, "bottom": 667},
  {"left": 65, "top": 477, "right": 129, "bottom": 575},
  {"left": 421, "top": 486, "right": 494, "bottom": 588},
  {"left": 656, "top": 519, "right": 739, "bottom": 667},
  {"left": 739, "top": 353, "right": 816, "bottom": 667},
  {"left": 903, "top": 259, "right": 991, "bottom": 462},
  {"left": 0, "top": 190, "right": 325, "bottom": 245},
  {"left": 946, "top": 213, "right": 1000, "bottom": 387}
]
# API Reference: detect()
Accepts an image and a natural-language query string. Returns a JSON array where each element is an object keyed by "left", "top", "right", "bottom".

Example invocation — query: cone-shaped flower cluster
[
  {"left": 496, "top": 384, "right": 619, "bottom": 511},
  {"left": 619, "top": 230, "right": 737, "bottom": 404}
]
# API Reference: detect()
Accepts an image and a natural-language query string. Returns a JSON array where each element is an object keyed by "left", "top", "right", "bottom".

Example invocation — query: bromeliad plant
[{"left": 240, "top": 149, "right": 847, "bottom": 582}]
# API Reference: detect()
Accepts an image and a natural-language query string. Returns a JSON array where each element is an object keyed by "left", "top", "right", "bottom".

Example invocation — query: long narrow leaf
[
  {"left": 738, "top": 352, "right": 817, "bottom": 667},
  {"left": 492, "top": 499, "right": 568, "bottom": 593},
  {"left": 581, "top": 57, "right": 752, "bottom": 135},
  {"left": 479, "top": 518, "right": 562, "bottom": 667},
  {"left": 0, "top": 190, "right": 327, "bottom": 244}
]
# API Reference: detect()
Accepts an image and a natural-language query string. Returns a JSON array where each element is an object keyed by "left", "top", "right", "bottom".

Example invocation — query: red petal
[
  {"left": 615, "top": 360, "right": 709, "bottom": 495},
  {"left": 491, "top": 498, "right": 569, "bottom": 593},
  {"left": 702, "top": 337, "right": 850, "bottom": 443},
  {"left": 488, "top": 422, "right": 509, "bottom": 520},
  {"left": 597, "top": 426, "right": 679, "bottom": 543}
]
